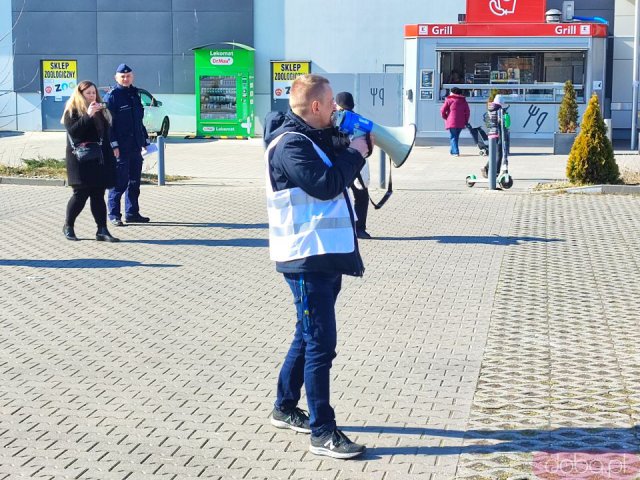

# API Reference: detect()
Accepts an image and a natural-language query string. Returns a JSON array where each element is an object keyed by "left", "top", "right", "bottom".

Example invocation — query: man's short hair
[{"left": 289, "top": 74, "right": 329, "bottom": 116}]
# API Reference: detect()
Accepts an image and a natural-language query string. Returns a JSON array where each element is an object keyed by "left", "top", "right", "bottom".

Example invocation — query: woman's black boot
[
  {"left": 96, "top": 226, "right": 120, "bottom": 242},
  {"left": 63, "top": 224, "right": 79, "bottom": 241}
]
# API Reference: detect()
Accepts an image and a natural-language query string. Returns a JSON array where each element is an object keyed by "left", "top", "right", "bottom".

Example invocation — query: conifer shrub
[
  {"left": 566, "top": 94, "right": 620, "bottom": 185},
  {"left": 558, "top": 80, "right": 579, "bottom": 133}
]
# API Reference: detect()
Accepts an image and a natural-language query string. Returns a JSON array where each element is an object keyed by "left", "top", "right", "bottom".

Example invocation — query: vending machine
[{"left": 193, "top": 42, "right": 255, "bottom": 138}]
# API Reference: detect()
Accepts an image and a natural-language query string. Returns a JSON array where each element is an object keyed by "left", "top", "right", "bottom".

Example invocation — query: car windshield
[{"left": 140, "top": 91, "right": 152, "bottom": 107}]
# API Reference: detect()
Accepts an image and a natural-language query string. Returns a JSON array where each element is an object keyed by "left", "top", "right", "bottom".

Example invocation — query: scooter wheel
[
  {"left": 466, "top": 175, "right": 476, "bottom": 188},
  {"left": 479, "top": 149, "right": 487, "bottom": 156},
  {"left": 499, "top": 176, "right": 514, "bottom": 189}
]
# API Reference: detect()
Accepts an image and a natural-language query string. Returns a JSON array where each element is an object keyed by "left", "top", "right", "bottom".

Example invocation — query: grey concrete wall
[
  {"left": 11, "top": 0, "right": 253, "bottom": 94},
  {"left": 611, "top": 0, "right": 636, "bottom": 139},
  {"left": 548, "top": 0, "right": 616, "bottom": 116}
]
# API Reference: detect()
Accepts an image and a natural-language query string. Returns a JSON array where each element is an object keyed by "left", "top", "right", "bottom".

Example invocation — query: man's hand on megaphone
[{"left": 349, "top": 134, "right": 374, "bottom": 158}]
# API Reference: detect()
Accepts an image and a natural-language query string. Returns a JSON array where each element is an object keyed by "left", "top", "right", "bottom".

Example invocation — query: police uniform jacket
[
  {"left": 64, "top": 110, "right": 117, "bottom": 188},
  {"left": 104, "top": 84, "right": 149, "bottom": 152},
  {"left": 264, "top": 110, "right": 365, "bottom": 277}
]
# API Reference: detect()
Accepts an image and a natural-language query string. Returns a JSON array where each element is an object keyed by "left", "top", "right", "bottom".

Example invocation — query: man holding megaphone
[{"left": 264, "top": 74, "right": 369, "bottom": 459}]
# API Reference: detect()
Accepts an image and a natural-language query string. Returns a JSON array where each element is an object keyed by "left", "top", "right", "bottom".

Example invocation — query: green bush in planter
[
  {"left": 566, "top": 94, "right": 620, "bottom": 185},
  {"left": 558, "top": 80, "right": 579, "bottom": 133}
]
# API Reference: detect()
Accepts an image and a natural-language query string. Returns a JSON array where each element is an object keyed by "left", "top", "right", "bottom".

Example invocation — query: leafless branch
[
  {"left": 0, "top": 95, "right": 44, "bottom": 119},
  {"left": 0, "top": 0, "right": 25, "bottom": 44},
  {"left": 13, "top": 66, "right": 40, "bottom": 93},
  {"left": 0, "top": 118, "right": 18, "bottom": 129}
]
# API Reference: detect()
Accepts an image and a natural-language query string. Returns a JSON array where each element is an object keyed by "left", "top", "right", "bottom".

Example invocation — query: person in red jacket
[{"left": 440, "top": 87, "right": 470, "bottom": 156}]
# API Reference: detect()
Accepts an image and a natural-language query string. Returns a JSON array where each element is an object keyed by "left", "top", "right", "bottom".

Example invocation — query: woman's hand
[{"left": 87, "top": 101, "right": 102, "bottom": 117}]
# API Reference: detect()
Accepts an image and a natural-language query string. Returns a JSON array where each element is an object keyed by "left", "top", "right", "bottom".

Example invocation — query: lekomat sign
[{"left": 466, "top": 0, "right": 545, "bottom": 23}]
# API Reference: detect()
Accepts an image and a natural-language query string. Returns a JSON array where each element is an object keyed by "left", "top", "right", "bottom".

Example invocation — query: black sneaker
[
  {"left": 109, "top": 218, "right": 124, "bottom": 227},
  {"left": 125, "top": 214, "right": 150, "bottom": 223},
  {"left": 270, "top": 407, "right": 311, "bottom": 433},
  {"left": 309, "top": 428, "right": 366, "bottom": 459}
]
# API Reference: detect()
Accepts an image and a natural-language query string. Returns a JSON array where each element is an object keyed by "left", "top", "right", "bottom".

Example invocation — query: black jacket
[
  {"left": 104, "top": 84, "right": 149, "bottom": 152},
  {"left": 265, "top": 110, "right": 366, "bottom": 276},
  {"left": 64, "top": 111, "right": 116, "bottom": 188}
]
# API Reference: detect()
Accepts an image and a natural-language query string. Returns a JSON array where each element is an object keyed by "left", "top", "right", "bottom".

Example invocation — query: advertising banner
[
  {"left": 41, "top": 60, "right": 77, "bottom": 100},
  {"left": 466, "top": 0, "right": 546, "bottom": 24},
  {"left": 270, "top": 61, "right": 311, "bottom": 111}
]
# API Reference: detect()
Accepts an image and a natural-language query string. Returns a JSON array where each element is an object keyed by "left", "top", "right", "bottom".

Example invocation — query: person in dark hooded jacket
[
  {"left": 481, "top": 94, "right": 506, "bottom": 178},
  {"left": 334, "top": 91, "right": 372, "bottom": 239},
  {"left": 264, "top": 74, "right": 369, "bottom": 459}
]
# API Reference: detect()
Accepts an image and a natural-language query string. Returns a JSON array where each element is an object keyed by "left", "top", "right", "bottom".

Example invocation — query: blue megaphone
[{"left": 332, "top": 110, "right": 416, "bottom": 168}]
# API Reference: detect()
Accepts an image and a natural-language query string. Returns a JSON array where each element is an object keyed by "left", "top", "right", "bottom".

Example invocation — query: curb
[
  {"left": 566, "top": 184, "right": 640, "bottom": 195},
  {"left": 0, "top": 176, "right": 66, "bottom": 187}
]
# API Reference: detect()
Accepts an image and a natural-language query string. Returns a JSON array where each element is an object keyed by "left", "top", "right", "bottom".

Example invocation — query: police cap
[{"left": 116, "top": 64, "right": 132, "bottom": 74}]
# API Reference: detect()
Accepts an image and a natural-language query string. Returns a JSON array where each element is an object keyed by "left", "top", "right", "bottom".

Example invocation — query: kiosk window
[
  {"left": 439, "top": 50, "right": 586, "bottom": 103},
  {"left": 543, "top": 52, "right": 585, "bottom": 85}
]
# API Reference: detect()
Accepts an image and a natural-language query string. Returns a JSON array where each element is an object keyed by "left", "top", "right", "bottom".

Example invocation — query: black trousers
[
  {"left": 65, "top": 186, "right": 107, "bottom": 228},
  {"left": 351, "top": 186, "right": 369, "bottom": 232},
  {"left": 484, "top": 142, "right": 504, "bottom": 173}
]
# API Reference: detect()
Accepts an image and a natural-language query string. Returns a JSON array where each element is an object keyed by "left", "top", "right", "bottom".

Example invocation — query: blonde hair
[
  {"left": 61, "top": 80, "right": 112, "bottom": 125},
  {"left": 289, "top": 74, "right": 330, "bottom": 116}
]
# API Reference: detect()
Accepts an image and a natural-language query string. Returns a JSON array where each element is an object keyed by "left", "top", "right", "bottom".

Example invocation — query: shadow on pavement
[
  {"left": 125, "top": 238, "right": 268, "bottom": 247},
  {"left": 130, "top": 222, "right": 268, "bottom": 229},
  {"left": 508, "top": 152, "right": 553, "bottom": 157},
  {"left": 161, "top": 136, "right": 219, "bottom": 144},
  {"left": 0, "top": 259, "right": 181, "bottom": 268},
  {"left": 341, "top": 425, "right": 640, "bottom": 459},
  {"left": 373, "top": 235, "right": 563, "bottom": 245},
  {"left": 0, "top": 130, "right": 24, "bottom": 138}
]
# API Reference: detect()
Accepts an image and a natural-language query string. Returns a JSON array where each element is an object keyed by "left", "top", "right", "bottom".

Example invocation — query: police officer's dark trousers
[
  {"left": 276, "top": 272, "right": 341, "bottom": 437},
  {"left": 108, "top": 149, "right": 143, "bottom": 221}
]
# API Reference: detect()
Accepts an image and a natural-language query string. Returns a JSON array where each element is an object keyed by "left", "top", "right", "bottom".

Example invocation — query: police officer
[{"left": 104, "top": 64, "right": 151, "bottom": 225}]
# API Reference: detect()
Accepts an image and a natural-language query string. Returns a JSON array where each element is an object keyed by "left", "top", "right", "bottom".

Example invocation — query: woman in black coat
[{"left": 62, "top": 80, "right": 119, "bottom": 242}]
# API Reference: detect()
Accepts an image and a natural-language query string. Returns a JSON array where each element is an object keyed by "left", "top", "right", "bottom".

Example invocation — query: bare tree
[{"left": 0, "top": 0, "right": 44, "bottom": 131}]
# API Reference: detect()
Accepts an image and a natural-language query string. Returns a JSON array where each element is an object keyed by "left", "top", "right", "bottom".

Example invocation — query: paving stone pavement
[{"left": 1, "top": 144, "right": 640, "bottom": 479}]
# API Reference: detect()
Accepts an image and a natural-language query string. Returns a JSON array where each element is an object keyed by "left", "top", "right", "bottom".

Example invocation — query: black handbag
[{"left": 68, "top": 134, "right": 104, "bottom": 164}]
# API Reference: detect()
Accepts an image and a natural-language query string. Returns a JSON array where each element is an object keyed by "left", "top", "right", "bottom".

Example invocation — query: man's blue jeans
[
  {"left": 275, "top": 272, "right": 341, "bottom": 437},
  {"left": 448, "top": 127, "right": 462, "bottom": 155}
]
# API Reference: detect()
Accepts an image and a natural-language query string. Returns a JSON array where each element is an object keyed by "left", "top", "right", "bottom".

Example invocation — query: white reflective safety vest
[{"left": 265, "top": 132, "right": 355, "bottom": 262}]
